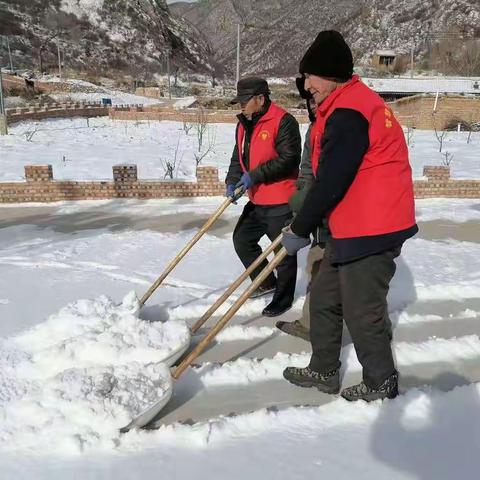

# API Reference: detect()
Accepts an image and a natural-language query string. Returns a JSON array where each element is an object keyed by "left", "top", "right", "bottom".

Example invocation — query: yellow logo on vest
[
  {"left": 259, "top": 130, "right": 270, "bottom": 141},
  {"left": 385, "top": 108, "right": 393, "bottom": 128}
]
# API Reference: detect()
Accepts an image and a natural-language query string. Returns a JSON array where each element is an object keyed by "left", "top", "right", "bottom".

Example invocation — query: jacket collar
[
  {"left": 237, "top": 99, "right": 273, "bottom": 131},
  {"left": 317, "top": 75, "right": 360, "bottom": 116}
]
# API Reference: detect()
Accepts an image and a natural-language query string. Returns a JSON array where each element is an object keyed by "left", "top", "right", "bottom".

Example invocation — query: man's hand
[
  {"left": 226, "top": 183, "right": 244, "bottom": 203},
  {"left": 226, "top": 184, "right": 236, "bottom": 197},
  {"left": 281, "top": 226, "right": 311, "bottom": 256},
  {"left": 288, "top": 187, "right": 309, "bottom": 214},
  {"left": 234, "top": 172, "right": 254, "bottom": 194}
]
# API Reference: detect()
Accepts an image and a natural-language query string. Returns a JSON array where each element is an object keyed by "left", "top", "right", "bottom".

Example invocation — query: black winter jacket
[{"left": 225, "top": 100, "right": 301, "bottom": 186}]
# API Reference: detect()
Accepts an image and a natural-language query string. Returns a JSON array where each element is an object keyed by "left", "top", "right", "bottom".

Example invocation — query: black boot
[
  {"left": 275, "top": 320, "right": 310, "bottom": 341},
  {"left": 283, "top": 366, "right": 340, "bottom": 394},
  {"left": 341, "top": 370, "right": 399, "bottom": 402},
  {"left": 262, "top": 300, "right": 292, "bottom": 317}
]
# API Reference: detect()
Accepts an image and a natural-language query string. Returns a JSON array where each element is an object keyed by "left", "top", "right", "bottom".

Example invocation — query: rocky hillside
[
  {"left": 171, "top": 0, "right": 480, "bottom": 76},
  {"left": 0, "top": 0, "right": 216, "bottom": 80}
]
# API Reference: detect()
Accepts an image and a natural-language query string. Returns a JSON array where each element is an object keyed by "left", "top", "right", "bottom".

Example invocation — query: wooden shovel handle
[
  {"left": 139, "top": 189, "right": 242, "bottom": 307},
  {"left": 190, "top": 234, "right": 283, "bottom": 333},
  {"left": 173, "top": 247, "right": 288, "bottom": 380}
]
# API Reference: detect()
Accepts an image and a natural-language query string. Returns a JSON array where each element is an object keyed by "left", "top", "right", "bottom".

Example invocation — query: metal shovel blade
[{"left": 120, "top": 374, "right": 174, "bottom": 433}]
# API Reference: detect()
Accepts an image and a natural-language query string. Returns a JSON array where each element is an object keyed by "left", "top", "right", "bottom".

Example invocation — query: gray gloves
[{"left": 281, "top": 226, "right": 311, "bottom": 256}]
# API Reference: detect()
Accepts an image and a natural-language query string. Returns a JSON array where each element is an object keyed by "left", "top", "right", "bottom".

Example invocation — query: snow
[
  {"left": 0, "top": 291, "right": 186, "bottom": 454},
  {"left": 198, "top": 335, "right": 480, "bottom": 387},
  {"left": 49, "top": 91, "right": 162, "bottom": 106},
  {"left": 415, "top": 198, "right": 480, "bottom": 222},
  {"left": 1, "top": 118, "right": 479, "bottom": 183},
  {"left": 0, "top": 119, "right": 480, "bottom": 475},
  {"left": 60, "top": 0, "right": 105, "bottom": 27}
]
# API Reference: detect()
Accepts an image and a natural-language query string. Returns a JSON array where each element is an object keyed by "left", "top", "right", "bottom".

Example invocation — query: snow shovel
[
  {"left": 162, "top": 234, "right": 282, "bottom": 375},
  {"left": 139, "top": 188, "right": 243, "bottom": 307},
  {"left": 120, "top": 245, "right": 288, "bottom": 433},
  {"left": 190, "top": 233, "right": 283, "bottom": 334}
]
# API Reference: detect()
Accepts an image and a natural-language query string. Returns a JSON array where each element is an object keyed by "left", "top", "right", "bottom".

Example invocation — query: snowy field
[
  {"left": 0, "top": 117, "right": 479, "bottom": 182},
  {"left": 0, "top": 194, "right": 480, "bottom": 478}
]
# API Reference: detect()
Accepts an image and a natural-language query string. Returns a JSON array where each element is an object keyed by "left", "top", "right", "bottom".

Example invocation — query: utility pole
[
  {"left": 410, "top": 45, "right": 414, "bottom": 78},
  {"left": 0, "top": 69, "right": 8, "bottom": 135},
  {"left": 6, "top": 37, "right": 13, "bottom": 72},
  {"left": 57, "top": 37, "right": 62, "bottom": 79},
  {"left": 236, "top": 23, "right": 240, "bottom": 85}
]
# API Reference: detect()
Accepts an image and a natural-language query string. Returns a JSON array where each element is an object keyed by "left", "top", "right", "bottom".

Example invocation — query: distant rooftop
[
  {"left": 363, "top": 76, "right": 480, "bottom": 95},
  {"left": 374, "top": 50, "right": 397, "bottom": 57}
]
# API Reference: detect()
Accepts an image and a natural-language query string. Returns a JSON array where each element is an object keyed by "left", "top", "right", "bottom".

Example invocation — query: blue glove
[
  {"left": 234, "top": 172, "right": 254, "bottom": 194},
  {"left": 226, "top": 183, "right": 244, "bottom": 203},
  {"left": 226, "top": 184, "right": 236, "bottom": 198},
  {"left": 281, "top": 226, "right": 311, "bottom": 256}
]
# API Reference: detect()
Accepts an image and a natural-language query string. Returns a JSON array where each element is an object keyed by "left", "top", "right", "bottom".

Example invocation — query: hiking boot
[
  {"left": 250, "top": 281, "right": 276, "bottom": 299},
  {"left": 262, "top": 301, "right": 292, "bottom": 317},
  {"left": 283, "top": 366, "right": 340, "bottom": 394},
  {"left": 341, "top": 370, "right": 399, "bottom": 402},
  {"left": 275, "top": 319, "right": 310, "bottom": 341}
]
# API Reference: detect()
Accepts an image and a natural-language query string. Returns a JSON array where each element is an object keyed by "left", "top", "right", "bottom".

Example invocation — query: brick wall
[
  {"left": 0, "top": 166, "right": 224, "bottom": 203},
  {"left": 391, "top": 95, "right": 480, "bottom": 130},
  {"left": 109, "top": 106, "right": 310, "bottom": 124},
  {"left": 5, "top": 101, "right": 110, "bottom": 125},
  {"left": 415, "top": 166, "right": 480, "bottom": 198},
  {"left": 0, "top": 165, "right": 478, "bottom": 204}
]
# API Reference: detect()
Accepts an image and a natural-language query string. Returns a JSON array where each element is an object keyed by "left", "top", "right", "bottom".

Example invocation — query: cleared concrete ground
[{"left": 1, "top": 202, "right": 479, "bottom": 424}]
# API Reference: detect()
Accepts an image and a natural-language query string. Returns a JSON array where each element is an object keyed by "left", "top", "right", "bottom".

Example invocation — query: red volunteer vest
[
  {"left": 310, "top": 75, "right": 416, "bottom": 239},
  {"left": 237, "top": 102, "right": 297, "bottom": 205}
]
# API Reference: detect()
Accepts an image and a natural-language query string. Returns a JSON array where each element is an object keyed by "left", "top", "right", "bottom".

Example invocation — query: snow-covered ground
[
  {"left": 0, "top": 195, "right": 479, "bottom": 478},
  {"left": 1, "top": 117, "right": 479, "bottom": 182}
]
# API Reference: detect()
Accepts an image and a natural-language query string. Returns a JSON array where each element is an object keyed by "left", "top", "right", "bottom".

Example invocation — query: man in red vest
[
  {"left": 226, "top": 77, "right": 301, "bottom": 317},
  {"left": 281, "top": 31, "right": 418, "bottom": 401}
]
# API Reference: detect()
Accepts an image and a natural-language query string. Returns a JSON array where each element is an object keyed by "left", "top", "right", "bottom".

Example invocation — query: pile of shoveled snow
[{"left": 0, "top": 292, "right": 189, "bottom": 454}]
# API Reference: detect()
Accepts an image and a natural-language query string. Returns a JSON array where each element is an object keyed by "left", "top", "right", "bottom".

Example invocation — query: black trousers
[
  {"left": 233, "top": 202, "right": 297, "bottom": 308},
  {"left": 309, "top": 243, "right": 401, "bottom": 388}
]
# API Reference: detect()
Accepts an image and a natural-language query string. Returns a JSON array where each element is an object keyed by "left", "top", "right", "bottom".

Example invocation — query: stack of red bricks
[{"left": 415, "top": 166, "right": 480, "bottom": 198}]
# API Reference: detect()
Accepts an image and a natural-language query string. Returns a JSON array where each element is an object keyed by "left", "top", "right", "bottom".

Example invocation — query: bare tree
[
  {"left": 405, "top": 126, "right": 415, "bottom": 146},
  {"left": 195, "top": 106, "right": 208, "bottom": 152},
  {"left": 24, "top": 128, "right": 38, "bottom": 142},
  {"left": 161, "top": 135, "right": 183, "bottom": 179},
  {"left": 194, "top": 125, "right": 216, "bottom": 166},
  {"left": 441, "top": 151, "right": 454, "bottom": 166},
  {"left": 432, "top": 113, "right": 448, "bottom": 152},
  {"left": 182, "top": 113, "right": 194, "bottom": 135}
]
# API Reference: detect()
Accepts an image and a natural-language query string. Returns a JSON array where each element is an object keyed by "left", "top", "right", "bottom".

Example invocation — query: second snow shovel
[
  {"left": 190, "top": 233, "right": 283, "bottom": 334},
  {"left": 120, "top": 246, "right": 289, "bottom": 433},
  {"left": 139, "top": 188, "right": 243, "bottom": 307}
]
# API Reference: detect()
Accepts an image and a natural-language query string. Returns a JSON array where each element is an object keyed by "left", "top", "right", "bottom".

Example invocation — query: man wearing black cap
[
  {"left": 226, "top": 76, "right": 301, "bottom": 317},
  {"left": 281, "top": 31, "right": 418, "bottom": 401}
]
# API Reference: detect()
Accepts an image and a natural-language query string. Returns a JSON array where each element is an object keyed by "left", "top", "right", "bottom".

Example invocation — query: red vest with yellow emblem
[
  {"left": 237, "top": 102, "right": 297, "bottom": 205},
  {"left": 310, "top": 75, "right": 416, "bottom": 238}
]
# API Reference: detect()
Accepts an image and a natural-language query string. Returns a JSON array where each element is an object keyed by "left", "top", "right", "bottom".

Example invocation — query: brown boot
[{"left": 275, "top": 319, "right": 310, "bottom": 341}]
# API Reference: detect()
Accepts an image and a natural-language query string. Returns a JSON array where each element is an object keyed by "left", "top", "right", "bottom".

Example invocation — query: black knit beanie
[{"left": 299, "top": 30, "right": 353, "bottom": 81}]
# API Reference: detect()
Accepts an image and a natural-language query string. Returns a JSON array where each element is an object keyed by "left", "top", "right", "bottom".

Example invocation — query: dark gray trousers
[{"left": 308, "top": 243, "right": 401, "bottom": 388}]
